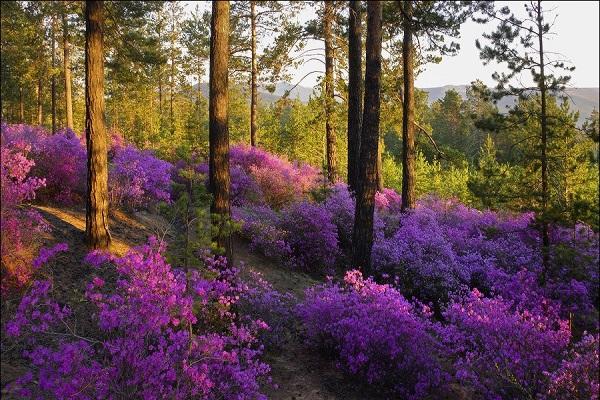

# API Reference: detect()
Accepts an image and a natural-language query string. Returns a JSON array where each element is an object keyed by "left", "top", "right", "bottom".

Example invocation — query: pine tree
[
  {"left": 209, "top": 0, "right": 232, "bottom": 263},
  {"left": 476, "top": 1, "right": 575, "bottom": 275},
  {"left": 85, "top": 0, "right": 111, "bottom": 249},
  {"left": 347, "top": 0, "right": 362, "bottom": 193},
  {"left": 352, "top": 0, "right": 383, "bottom": 275}
]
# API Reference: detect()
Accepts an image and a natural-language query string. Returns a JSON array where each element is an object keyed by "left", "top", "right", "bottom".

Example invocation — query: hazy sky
[{"left": 183, "top": 1, "right": 599, "bottom": 89}]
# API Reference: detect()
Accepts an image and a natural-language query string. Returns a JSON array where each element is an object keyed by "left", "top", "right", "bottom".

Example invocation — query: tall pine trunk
[
  {"left": 324, "top": 0, "right": 337, "bottom": 183},
  {"left": 537, "top": 0, "right": 550, "bottom": 275},
  {"left": 347, "top": 0, "right": 362, "bottom": 193},
  {"left": 352, "top": 0, "right": 382, "bottom": 275},
  {"left": 63, "top": 12, "right": 74, "bottom": 130},
  {"left": 401, "top": 0, "right": 416, "bottom": 211},
  {"left": 51, "top": 16, "right": 57, "bottom": 133},
  {"left": 85, "top": 0, "right": 111, "bottom": 249},
  {"left": 250, "top": 0, "right": 258, "bottom": 147},
  {"left": 209, "top": 0, "right": 232, "bottom": 263},
  {"left": 170, "top": 17, "right": 175, "bottom": 136},
  {"left": 377, "top": 136, "right": 383, "bottom": 192}
]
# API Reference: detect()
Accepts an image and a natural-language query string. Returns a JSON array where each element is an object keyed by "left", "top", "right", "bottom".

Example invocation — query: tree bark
[
  {"left": 209, "top": 0, "right": 232, "bottom": 263},
  {"left": 51, "top": 16, "right": 57, "bottom": 134},
  {"left": 401, "top": 0, "right": 416, "bottom": 211},
  {"left": 347, "top": 0, "right": 362, "bottom": 193},
  {"left": 377, "top": 135, "right": 384, "bottom": 192},
  {"left": 63, "top": 11, "right": 74, "bottom": 130},
  {"left": 324, "top": 0, "right": 337, "bottom": 183},
  {"left": 170, "top": 13, "right": 175, "bottom": 136},
  {"left": 352, "top": 0, "right": 382, "bottom": 275},
  {"left": 36, "top": 79, "right": 42, "bottom": 126},
  {"left": 536, "top": 0, "right": 550, "bottom": 275},
  {"left": 85, "top": 0, "right": 111, "bottom": 249},
  {"left": 250, "top": 0, "right": 258, "bottom": 147}
]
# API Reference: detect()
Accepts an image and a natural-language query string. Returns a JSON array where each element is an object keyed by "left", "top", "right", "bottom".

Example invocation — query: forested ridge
[{"left": 1, "top": 1, "right": 598, "bottom": 399}]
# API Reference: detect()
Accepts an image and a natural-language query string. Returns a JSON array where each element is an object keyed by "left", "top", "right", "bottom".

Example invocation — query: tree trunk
[
  {"left": 324, "top": 0, "right": 337, "bottom": 183},
  {"left": 250, "top": 0, "right": 258, "bottom": 147},
  {"left": 377, "top": 135, "right": 384, "bottom": 192},
  {"left": 401, "top": 0, "right": 416, "bottom": 211},
  {"left": 537, "top": 0, "right": 550, "bottom": 275},
  {"left": 347, "top": 0, "right": 362, "bottom": 193},
  {"left": 85, "top": 0, "right": 111, "bottom": 249},
  {"left": 352, "top": 0, "right": 382, "bottom": 275},
  {"left": 209, "top": 0, "right": 232, "bottom": 263},
  {"left": 19, "top": 87, "right": 24, "bottom": 123},
  {"left": 36, "top": 79, "right": 42, "bottom": 126},
  {"left": 51, "top": 16, "right": 57, "bottom": 134},
  {"left": 63, "top": 11, "right": 74, "bottom": 130},
  {"left": 170, "top": 16, "right": 175, "bottom": 136}
]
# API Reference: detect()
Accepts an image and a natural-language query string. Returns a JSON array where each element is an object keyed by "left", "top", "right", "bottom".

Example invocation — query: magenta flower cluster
[
  {"left": 6, "top": 238, "right": 271, "bottom": 399},
  {"left": 1, "top": 123, "right": 173, "bottom": 209},
  {"left": 298, "top": 270, "right": 448, "bottom": 399},
  {"left": 1, "top": 124, "right": 49, "bottom": 292}
]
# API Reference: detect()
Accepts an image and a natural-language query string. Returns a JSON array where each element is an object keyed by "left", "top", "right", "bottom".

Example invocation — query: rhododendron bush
[
  {"left": 0, "top": 123, "right": 173, "bottom": 209},
  {"left": 298, "top": 271, "right": 448, "bottom": 399},
  {"left": 5, "top": 239, "right": 271, "bottom": 399},
  {"left": 0, "top": 129, "right": 48, "bottom": 293}
]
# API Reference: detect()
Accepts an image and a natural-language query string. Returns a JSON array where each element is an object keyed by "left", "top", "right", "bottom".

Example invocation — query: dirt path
[{"left": 233, "top": 236, "right": 383, "bottom": 400}]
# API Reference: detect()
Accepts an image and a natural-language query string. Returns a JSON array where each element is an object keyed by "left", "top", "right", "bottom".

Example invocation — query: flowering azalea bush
[
  {"left": 437, "top": 289, "right": 571, "bottom": 399},
  {"left": 5, "top": 239, "right": 271, "bottom": 399},
  {"left": 1, "top": 123, "right": 174, "bottom": 209},
  {"left": 298, "top": 270, "right": 448, "bottom": 399},
  {"left": 0, "top": 131, "right": 49, "bottom": 293},
  {"left": 228, "top": 144, "right": 320, "bottom": 208},
  {"left": 110, "top": 145, "right": 173, "bottom": 209},
  {"left": 279, "top": 201, "right": 339, "bottom": 272},
  {"left": 545, "top": 333, "right": 599, "bottom": 400},
  {"left": 34, "top": 128, "right": 87, "bottom": 203}
]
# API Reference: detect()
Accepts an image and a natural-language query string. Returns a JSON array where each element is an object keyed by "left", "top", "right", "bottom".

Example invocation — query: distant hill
[
  {"left": 196, "top": 81, "right": 314, "bottom": 104},
  {"left": 420, "top": 85, "right": 599, "bottom": 125},
  {"left": 195, "top": 81, "right": 598, "bottom": 125}
]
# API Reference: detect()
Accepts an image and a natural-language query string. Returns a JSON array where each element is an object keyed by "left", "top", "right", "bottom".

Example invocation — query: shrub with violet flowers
[
  {"left": 297, "top": 270, "right": 448, "bottom": 399},
  {"left": 5, "top": 239, "right": 272, "bottom": 399}
]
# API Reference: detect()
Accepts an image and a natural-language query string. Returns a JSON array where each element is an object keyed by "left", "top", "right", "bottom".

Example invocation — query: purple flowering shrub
[
  {"left": 35, "top": 128, "right": 87, "bottom": 203},
  {"left": 233, "top": 205, "right": 293, "bottom": 264},
  {"left": 0, "top": 133, "right": 49, "bottom": 293},
  {"left": 6, "top": 239, "right": 271, "bottom": 399},
  {"left": 238, "top": 270, "right": 298, "bottom": 348},
  {"left": 233, "top": 201, "right": 341, "bottom": 272},
  {"left": 437, "top": 289, "right": 571, "bottom": 399},
  {"left": 1, "top": 123, "right": 173, "bottom": 209},
  {"left": 109, "top": 145, "right": 173, "bottom": 209},
  {"left": 545, "top": 333, "right": 599, "bottom": 400},
  {"left": 279, "top": 201, "right": 339, "bottom": 271},
  {"left": 229, "top": 144, "right": 320, "bottom": 208},
  {"left": 298, "top": 271, "right": 448, "bottom": 399}
]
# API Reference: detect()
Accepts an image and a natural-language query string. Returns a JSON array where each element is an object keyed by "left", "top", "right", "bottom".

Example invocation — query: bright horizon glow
[{"left": 183, "top": 1, "right": 599, "bottom": 89}]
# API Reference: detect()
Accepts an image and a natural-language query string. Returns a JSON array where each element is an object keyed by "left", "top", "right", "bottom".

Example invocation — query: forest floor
[{"left": 1, "top": 205, "right": 383, "bottom": 400}]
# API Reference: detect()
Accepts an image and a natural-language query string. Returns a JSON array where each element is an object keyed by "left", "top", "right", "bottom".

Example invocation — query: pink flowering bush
[
  {"left": 109, "top": 145, "right": 173, "bottom": 209},
  {"left": 1, "top": 123, "right": 173, "bottom": 209},
  {"left": 545, "top": 333, "right": 599, "bottom": 400},
  {"left": 298, "top": 270, "right": 448, "bottom": 399},
  {"left": 279, "top": 201, "right": 339, "bottom": 271},
  {"left": 229, "top": 144, "right": 320, "bottom": 208},
  {"left": 5, "top": 239, "right": 271, "bottom": 399},
  {"left": 437, "top": 289, "right": 571, "bottom": 399},
  {"left": 0, "top": 131, "right": 49, "bottom": 293},
  {"left": 34, "top": 128, "right": 87, "bottom": 203}
]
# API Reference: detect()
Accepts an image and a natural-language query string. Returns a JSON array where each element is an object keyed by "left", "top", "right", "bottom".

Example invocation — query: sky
[{"left": 183, "top": 1, "right": 599, "bottom": 89}]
